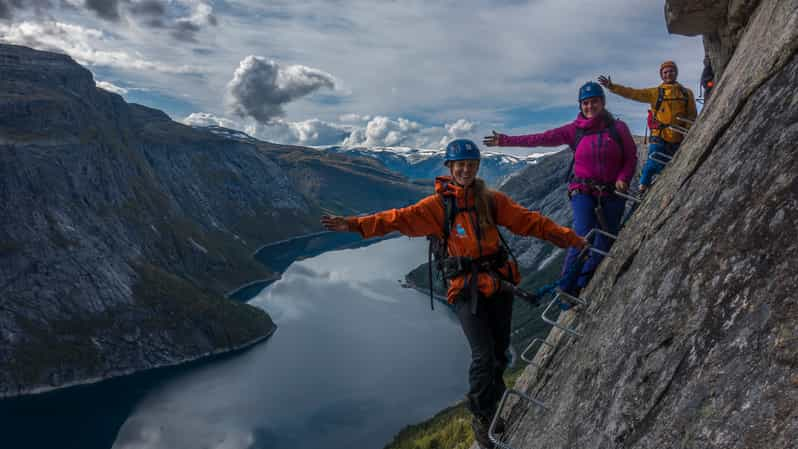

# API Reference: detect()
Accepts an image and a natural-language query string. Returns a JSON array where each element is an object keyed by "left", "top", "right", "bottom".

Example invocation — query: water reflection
[{"left": 113, "top": 237, "right": 469, "bottom": 449}]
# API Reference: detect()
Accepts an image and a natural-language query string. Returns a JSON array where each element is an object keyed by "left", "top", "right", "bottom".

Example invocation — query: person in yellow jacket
[{"left": 598, "top": 61, "right": 697, "bottom": 191}]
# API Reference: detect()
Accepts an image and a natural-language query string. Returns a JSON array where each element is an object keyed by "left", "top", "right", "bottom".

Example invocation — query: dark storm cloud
[{"left": 226, "top": 55, "right": 337, "bottom": 124}]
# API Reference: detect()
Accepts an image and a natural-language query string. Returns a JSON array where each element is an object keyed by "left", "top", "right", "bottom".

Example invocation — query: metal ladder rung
[
  {"left": 541, "top": 293, "right": 585, "bottom": 337},
  {"left": 670, "top": 124, "right": 690, "bottom": 135},
  {"left": 584, "top": 228, "right": 618, "bottom": 242},
  {"left": 489, "top": 389, "right": 551, "bottom": 449},
  {"left": 521, "top": 337, "right": 555, "bottom": 365},
  {"left": 614, "top": 190, "right": 642, "bottom": 203},
  {"left": 649, "top": 152, "right": 674, "bottom": 165},
  {"left": 676, "top": 116, "right": 695, "bottom": 125},
  {"left": 582, "top": 228, "right": 619, "bottom": 259}
]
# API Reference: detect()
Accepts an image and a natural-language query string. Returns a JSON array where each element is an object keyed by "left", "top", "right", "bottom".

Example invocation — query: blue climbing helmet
[
  {"left": 578, "top": 81, "right": 605, "bottom": 102},
  {"left": 444, "top": 139, "right": 481, "bottom": 164}
]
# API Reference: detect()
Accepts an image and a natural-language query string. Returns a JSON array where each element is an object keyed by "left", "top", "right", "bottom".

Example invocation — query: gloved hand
[{"left": 598, "top": 75, "right": 612, "bottom": 88}]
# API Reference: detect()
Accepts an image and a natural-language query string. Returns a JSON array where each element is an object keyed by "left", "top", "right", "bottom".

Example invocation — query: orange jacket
[{"left": 346, "top": 176, "right": 584, "bottom": 303}]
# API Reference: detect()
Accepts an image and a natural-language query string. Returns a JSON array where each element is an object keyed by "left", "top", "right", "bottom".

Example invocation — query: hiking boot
[{"left": 471, "top": 414, "right": 495, "bottom": 449}]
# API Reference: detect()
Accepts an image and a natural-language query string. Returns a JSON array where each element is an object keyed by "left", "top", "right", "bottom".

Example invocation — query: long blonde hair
[{"left": 471, "top": 179, "right": 495, "bottom": 228}]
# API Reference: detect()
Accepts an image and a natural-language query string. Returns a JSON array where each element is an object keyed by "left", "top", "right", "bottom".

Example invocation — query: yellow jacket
[{"left": 608, "top": 82, "right": 697, "bottom": 143}]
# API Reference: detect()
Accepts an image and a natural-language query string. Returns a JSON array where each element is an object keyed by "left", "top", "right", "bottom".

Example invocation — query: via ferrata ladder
[
  {"left": 491, "top": 194, "right": 642, "bottom": 448},
  {"left": 540, "top": 228, "right": 618, "bottom": 337},
  {"left": 490, "top": 114, "right": 697, "bottom": 447}
]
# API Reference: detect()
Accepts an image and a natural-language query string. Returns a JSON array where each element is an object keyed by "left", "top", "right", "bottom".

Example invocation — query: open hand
[
  {"left": 321, "top": 215, "right": 349, "bottom": 232},
  {"left": 482, "top": 130, "right": 502, "bottom": 147},
  {"left": 597, "top": 75, "right": 612, "bottom": 88}
]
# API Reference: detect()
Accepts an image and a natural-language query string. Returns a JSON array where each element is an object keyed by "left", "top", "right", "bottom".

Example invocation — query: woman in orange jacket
[{"left": 322, "top": 139, "right": 585, "bottom": 448}]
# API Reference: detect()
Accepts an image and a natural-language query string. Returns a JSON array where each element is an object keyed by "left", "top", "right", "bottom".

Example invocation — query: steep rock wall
[{"left": 494, "top": 1, "right": 798, "bottom": 448}]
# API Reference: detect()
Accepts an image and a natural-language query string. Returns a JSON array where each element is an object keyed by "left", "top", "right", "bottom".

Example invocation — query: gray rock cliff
[
  {"left": 0, "top": 44, "right": 426, "bottom": 397},
  {"left": 491, "top": 1, "right": 797, "bottom": 448}
]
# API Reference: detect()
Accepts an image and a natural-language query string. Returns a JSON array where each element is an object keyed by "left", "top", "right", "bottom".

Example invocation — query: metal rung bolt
[
  {"left": 489, "top": 389, "right": 551, "bottom": 449},
  {"left": 521, "top": 337, "right": 555, "bottom": 365}
]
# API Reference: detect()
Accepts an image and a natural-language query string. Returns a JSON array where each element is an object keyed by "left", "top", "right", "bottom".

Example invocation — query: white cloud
[
  {"left": 338, "top": 113, "right": 371, "bottom": 123},
  {"left": 0, "top": 21, "right": 200, "bottom": 74},
  {"left": 0, "top": 1, "right": 704, "bottom": 143},
  {"left": 182, "top": 112, "right": 242, "bottom": 129},
  {"left": 248, "top": 119, "right": 350, "bottom": 146},
  {"left": 182, "top": 111, "right": 351, "bottom": 146},
  {"left": 226, "top": 55, "right": 337, "bottom": 124},
  {"left": 438, "top": 118, "right": 479, "bottom": 147},
  {"left": 342, "top": 116, "right": 424, "bottom": 147},
  {"left": 96, "top": 80, "right": 128, "bottom": 95}
]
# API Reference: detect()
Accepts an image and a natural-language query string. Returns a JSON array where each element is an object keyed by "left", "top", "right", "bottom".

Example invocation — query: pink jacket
[{"left": 498, "top": 113, "right": 638, "bottom": 192}]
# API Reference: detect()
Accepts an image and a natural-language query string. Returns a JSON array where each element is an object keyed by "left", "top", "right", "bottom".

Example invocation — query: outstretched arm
[
  {"left": 483, "top": 123, "right": 575, "bottom": 148},
  {"left": 322, "top": 195, "right": 444, "bottom": 239},
  {"left": 493, "top": 192, "right": 586, "bottom": 248},
  {"left": 605, "top": 81, "right": 658, "bottom": 106}
]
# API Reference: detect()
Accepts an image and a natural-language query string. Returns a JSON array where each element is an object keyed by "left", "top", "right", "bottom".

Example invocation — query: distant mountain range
[{"left": 323, "top": 145, "right": 552, "bottom": 186}]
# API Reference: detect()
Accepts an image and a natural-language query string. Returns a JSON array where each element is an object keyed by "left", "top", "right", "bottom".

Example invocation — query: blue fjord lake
[{"left": 2, "top": 236, "right": 471, "bottom": 449}]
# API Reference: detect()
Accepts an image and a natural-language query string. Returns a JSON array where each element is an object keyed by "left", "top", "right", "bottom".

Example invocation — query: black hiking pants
[{"left": 455, "top": 290, "right": 514, "bottom": 419}]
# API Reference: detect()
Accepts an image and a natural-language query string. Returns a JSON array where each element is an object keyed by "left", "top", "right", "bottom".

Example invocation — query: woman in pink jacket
[{"left": 484, "top": 82, "right": 637, "bottom": 296}]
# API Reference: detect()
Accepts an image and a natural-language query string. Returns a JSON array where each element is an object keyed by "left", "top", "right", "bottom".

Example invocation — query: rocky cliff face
[
  {"left": 0, "top": 44, "right": 426, "bottom": 397},
  {"left": 493, "top": 1, "right": 797, "bottom": 448}
]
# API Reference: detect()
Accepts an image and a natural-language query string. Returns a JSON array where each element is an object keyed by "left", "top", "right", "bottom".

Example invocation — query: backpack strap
[
  {"left": 427, "top": 193, "right": 460, "bottom": 309},
  {"left": 679, "top": 85, "right": 690, "bottom": 105},
  {"left": 606, "top": 117, "right": 622, "bottom": 147},
  {"left": 654, "top": 87, "right": 665, "bottom": 112},
  {"left": 565, "top": 128, "right": 586, "bottom": 182}
]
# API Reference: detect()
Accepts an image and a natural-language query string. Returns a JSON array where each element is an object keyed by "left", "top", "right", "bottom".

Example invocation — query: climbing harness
[
  {"left": 427, "top": 193, "right": 528, "bottom": 311},
  {"left": 648, "top": 116, "right": 691, "bottom": 167}
]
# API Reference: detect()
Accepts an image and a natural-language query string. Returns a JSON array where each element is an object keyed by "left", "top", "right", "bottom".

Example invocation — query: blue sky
[{"left": 0, "top": 0, "right": 704, "bottom": 150}]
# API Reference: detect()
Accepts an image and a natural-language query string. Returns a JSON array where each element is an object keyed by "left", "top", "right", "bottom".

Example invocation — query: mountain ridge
[{"left": 0, "top": 43, "right": 427, "bottom": 397}]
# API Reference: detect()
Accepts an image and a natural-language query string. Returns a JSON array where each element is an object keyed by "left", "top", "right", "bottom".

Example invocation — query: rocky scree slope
[
  {"left": 489, "top": 1, "right": 798, "bottom": 449},
  {"left": 0, "top": 44, "right": 426, "bottom": 397}
]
